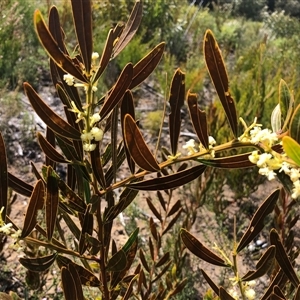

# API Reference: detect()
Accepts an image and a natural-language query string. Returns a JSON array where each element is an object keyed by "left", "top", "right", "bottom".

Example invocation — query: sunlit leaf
[
  {"left": 270, "top": 228, "right": 300, "bottom": 287},
  {"left": 130, "top": 42, "right": 165, "bottom": 89},
  {"left": 24, "top": 83, "right": 81, "bottom": 140},
  {"left": 204, "top": 30, "right": 238, "bottom": 137},
  {"left": 0, "top": 132, "right": 8, "bottom": 222},
  {"left": 289, "top": 103, "right": 300, "bottom": 144},
  {"left": 169, "top": 68, "right": 185, "bottom": 155},
  {"left": 279, "top": 79, "right": 294, "bottom": 132},
  {"left": 237, "top": 189, "right": 280, "bottom": 253},
  {"left": 19, "top": 252, "right": 57, "bottom": 272},
  {"left": 21, "top": 180, "right": 45, "bottom": 238},
  {"left": 112, "top": 0, "right": 143, "bottom": 58},
  {"left": 271, "top": 104, "right": 282, "bottom": 134},
  {"left": 180, "top": 229, "right": 228, "bottom": 267},
  {"left": 70, "top": 0, "right": 93, "bottom": 74},
  {"left": 187, "top": 91, "right": 209, "bottom": 149},
  {"left": 282, "top": 136, "right": 300, "bottom": 167},
  {"left": 242, "top": 246, "right": 275, "bottom": 281},
  {"left": 124, "top": 114, "right": 160, "bottom": 172},
  {"left": 99, "top": 63, "right": 133, "bottom": 121},
  {"left": 34, "top": 9, "right": 87, "bottom": 82},
  {"left": 45, "top": 166, "right": 59, "bottom": 241},
  {"left": 128, "top": 165, "right": 206, "bottom": 190}
]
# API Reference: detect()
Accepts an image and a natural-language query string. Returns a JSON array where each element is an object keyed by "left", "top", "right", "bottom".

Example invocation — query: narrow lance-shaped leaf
[
  {"left": 21, "top": 180, "right": 45, "bottom": 238},
  {"left": 37, "top": 132, "right": 69, "bottom": 164},
  {"left": 34, "top": 9, "right": 87, "bottom": 83},
  {"left": 70, "top": 0, "right": 93, "bottom": 74},
  {"left": 107, "top": 249, "right": 127, "bottom": 272},
  {"left": 61, "top": 266, "right": 78, "bottom": 300},
  {"left": 0, "top": 132, "right": 8, "bottom": 222},
  {"left": 124, "top": 114, "right": 160, "bottom": 172},
  {"left": 112, "top": 0, "right": 143, "bottom": 58},
  {"left": 180, "top": 229, "right": 228, "bottom": 267},
  {"left": 282, "top": 136, "right": 300, "bottom": 167},
  {"left": 19, "top": 252, "right": 57, "bottom": 272},
  {"left": 121, "top": 90, "right": 136, "bottom": 174},
  {"left": 279, "top": 79, "right": 294, "bottom": 132},
  {"left": 270, "top": 228, "right": 300, "bottom": 287},
  {"left": 45, "top": 166, "right": 59, "bottom": 241},
  {"left": 271, "top": 104, "right": 282, "bottom": 134},
  {"left": 199, "top": 153, "right": 255, "bottom": 169},
  {"left": 90, "top": 142, "right": 106, "bottom": 188},
  {"left": 79, "top": 204, "right": 94, "bottom": 255},
  {"left": 24, "top": 83, "right": 81, "bottom": 140},
  {"left": 201, "top": 269, "right": 219, "bottom": 295},
  {"left": 8, "top": 172, "right": 33, "bottom": 197},
  {"left": 204, "top": 30, "right": 238, "bottom": 137},
  {"left": 67, "top": 264, "right": 84, "bottom": 300},
  {"left": 128, "top": 165, "right": 206, "bottom": 191},
  {"left": 219, "top": 287, "right": 236, "bottom": 300},
  {"left": 187, "top": 91, "right": 209, "bottom": 149},
  {"left": 45, "top": 127, "right": 56, "bottom": 168},
  {"left": 242, "top": 245, "right": 275, "bottom": 281},
  {"left": 99, "top": 63, "right": 133, "bottom": 121},
  {"left": 130, "top": 42, "right": 165, "bottom": 89},
  {"left": 289, "top": 103, "right": 300, "bottom": 144},
  {"left": 169, "top": 68, "right": 185, "bottom": 155},
  {"left": 237, "top": 189, "right": 280, "bottom": 253}
]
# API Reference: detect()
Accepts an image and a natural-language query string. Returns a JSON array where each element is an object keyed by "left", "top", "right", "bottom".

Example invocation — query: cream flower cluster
[
  {"left": 228, "top": 280, "right": 256, "bottom": 300},
  {"left": 239, "top": 118, "right": 300, "bottom": 199},
  {"left": 182, "top": 136, "right": 216, "bottom": 157}
]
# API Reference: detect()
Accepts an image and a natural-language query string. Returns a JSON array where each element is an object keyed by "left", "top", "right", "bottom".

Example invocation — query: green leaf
[
  {"left": 0, "top": 132, "right": 8, "bottom": 222},
  {"left": 124, "top": 114, "right": 160, "bottom": 172},
  {"left": 21, "top": 180, "right": 45, "bottom": 238},
  {"left": 187, "top": 91, "right": 209, "bottom": 149},
  {"left": 180, "top": 229, "right": 228, "bottom": 267},
  {"left": 169, "top": 68, "right": 185, "bottom": 155},
  {"left": 19, "top": 252, "right": 57, "bottom": 272},
  {"left": 107, "top": 249, "right": 127, "bottom": 272},
  {"left": 128, "top": 165, "right": 206, "bottom": 191},
  {"left": 204, "top": 30, "right": 238, "bottom": 137},
  {"left": 24, "top": 83, "right": 81, "bottom": 140},
  {"left": 270, "top": 228, "right": 300, "bottom": 288},
  {"left": 70, "top": 0, "right": 93, "bottom": 74},
  {"left": 282, "top": 136, "right": 300, "bottom": 167},
  {"left": 279, "top": 79, "right": 294, "bottom": 132},
  {"left": 289, "top": 103, "right": 300, "bottom": 144},
  {"left": 242, "top": 245, "right": 275, "bottom": 281},
  {"left": 34, "top": 10, "right": 87, "bottom": 83},
  {"left": 45, "top": 167, "right": 59, "bottom": 241},
  {"left": 99, "top": 63, "right": 133, "bottom": 121},
  {"left": 122, "top": 228, "right": 139, "bottom": 253},
  {"left": 237, "top": 189, "right": 280, "bottom": 253},
  {"left": 112, "top": 0, "right": 143, "bottom": 58}
]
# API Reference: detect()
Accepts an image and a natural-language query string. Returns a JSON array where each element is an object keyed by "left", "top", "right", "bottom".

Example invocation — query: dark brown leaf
[
  {"left": 79, "top": 205, "right": 93, "bottom": 255},
  {"left": 199, "top": 153, "right": 255, "bottom": 169},
  {"left": 219, "top": 287, "right": 236, "bottom": 300},
  {"left": 107, "top": 249, "right": 127, "bottom": 272},
  {"left": 45, "top": 167, "right": 59, "bottom": 241},
  {"left": 34, "top": 10, "right": 87, "bottom": 82},
  {"left": 112, "top": 0, "right": 143, "bottom": 58},
  {"left": 21, "top": 180, "right": 45, "bottom": 238},
  {"left": 61, "top": 266, "right": 77, "bottom": 300},
  {"left": 162, "top": 208, "right": 182, "bottom": 235},
  {"left": 155, "top": 252, "right": 170, "bottom": 268},
  {"left": 169, "top": 68, "right": 185, "bottom": 155},
  {"left": 8, "top": 172, "right": 33, "bottom": 197},
  {"left": 19, "top": 252, "right": 57, "bottom": 272},
  {"left": 204, "top": 30, "right": 238, "bottom": 137},
  {"left": 90, "top": 142, "right": 106, "bottom": 188},
  {"left": 140, "top": 249, "right": 150, "bottom": 273},
  {"left": 0, "top": 132, "right": 8, "bottom": 222},
  {"left": 242, "top": 245, "right": 275, "bottom": 281},
  {"left": 180, "top": 229, "right": 228, "bottom": 267},
  {"left": 122, "top": 274, "right": 138, "bottom": 300},
  {"left": 167, "top": 200, "right": 181, "bottom": 217},
  {"left": 201, "top": 269, "right": 219, "bottom": 295},
  {"left": 45, "top": 128, "right": 56, "bottom": 168},
  {"left": 146, "top": 198, "right": 162, "bottom": 222},
  {"left": 128, "top": 165, "right": 206, "bottom": 190},
  {"left": 124, "top": 114, "right": 160, "bottom": 172},
  {"left": 153, "top": 261, "right": 172, "bottom": 283},
  {"left": 237, "top": 189, "right": 280, "bottom": 253},
  {"left": 261, "top": 269, "right": 286, "bottom": 300},
  {"left": 130, "top": 42, "right": 165, "bottom": 89},
  {"left": 57, "top": 255, "right": 101, "bottom": 287},
  {"left": 169, "top": 278, "right": 188, "bottom": 297},
  {"left": 24, "top": 83, "right": 81, "bottom": 140},
  {"left": 270, "top": 228, "right": 300, "bottom": 287},
  {"left": 293, "top": 285, "right": 300, "bottom": 300},
  {"left": 157, "top": 191, "right": 166, "bottom": 211},
  {"left": 149, "top": 217, "right": 159, "bottom": 241},
  {"left": 37, "top": 132, "right": 69, "bottom": 164},
  {"left": 273, "top": 286, "right": 286, "bottom": 299},
  {"left": 67, "top": 264, "right": 84, "bottom": 300},
  {"left": 70, "top": 0, "right": 92, "bottom": 73},
  {"left": 100, "top": 63, "right": 133, "bottom": 121},
  {"left": 187, "top": 91, "right": 209, "bottom": 149},
  {"left": 121, "top": 90, "right": 136, "bottom": 174}
]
